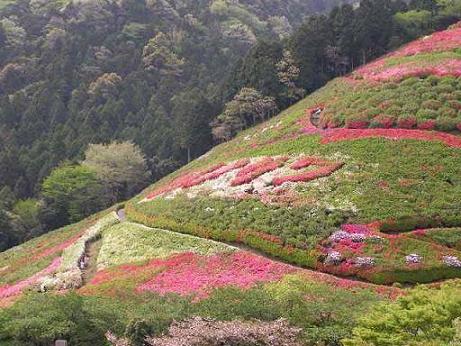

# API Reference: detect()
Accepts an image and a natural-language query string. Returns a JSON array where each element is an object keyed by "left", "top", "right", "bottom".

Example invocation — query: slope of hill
[
  {"left": 0, "top": 22, "right": 460, "bottom": 346},
  {"left": 127, "top": 22, "right": 461, "bottom": 285}
]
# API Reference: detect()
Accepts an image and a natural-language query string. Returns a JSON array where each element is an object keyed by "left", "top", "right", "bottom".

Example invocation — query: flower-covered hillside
[
  {"left": 77, "top": 220, "right": 398, "bottom": 345},
  {"left": 127, "top": 23, "right": 461, "bottom": 285},
  {"left": 318, "top": 22, "right": 461, "bottom": 130},
  {"left": 0, "top": 210, "right": 118, "bottom": 307}
]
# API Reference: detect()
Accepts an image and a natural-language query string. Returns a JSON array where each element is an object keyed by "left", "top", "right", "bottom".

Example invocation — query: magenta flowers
[{"left": 136, "top": 251, "right": 295, "bottom": 300}]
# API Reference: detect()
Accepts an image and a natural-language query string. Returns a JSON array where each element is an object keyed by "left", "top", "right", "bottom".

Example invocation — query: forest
[{"left": 0, "top": 0, "right": 460, "bottom": 251}]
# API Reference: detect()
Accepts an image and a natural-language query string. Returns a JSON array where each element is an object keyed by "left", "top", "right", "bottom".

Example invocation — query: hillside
[
  {"left": 127, "top": 22, "right": 461, "bottom": 285},
  {"left": 0, "top": 22, "right": 461, "bottom": 345}
]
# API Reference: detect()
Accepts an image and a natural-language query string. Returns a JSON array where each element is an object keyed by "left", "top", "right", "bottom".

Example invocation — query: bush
[
  {"left": 438, "top": 106, "right": 458, "bottom": 118},
  {"left": 343, "top": 281, "right": 461, "bottom": 346},
  {"left": 421, "top": 99, "right": 442, "bottom": 110},
  {"left": 397, "top": 115, "right": 417, "bottom": 129},
  {"left": 0, "top": 293, "right": 124, "bottom": 346},
  {"left": 436, "top": 117, "right": 458, "bottom": 131}
]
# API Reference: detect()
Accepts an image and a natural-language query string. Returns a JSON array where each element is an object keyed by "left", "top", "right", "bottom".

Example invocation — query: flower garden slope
[
  {"left": 127, "top": 24, "right": 461, "bottom": 285},
  {"left": 0, "top": 210, "right": 114, "bottom": 306}
]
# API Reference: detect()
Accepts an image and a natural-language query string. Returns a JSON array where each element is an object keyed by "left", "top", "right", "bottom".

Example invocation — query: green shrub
[
  {"left": 343, "top": 281, "right": 461, "bottom": 346},
  {"left": 0, "top": 293, "right": 124, "bottom": 346},
  {"left": 436, "top": 117, "right": 458, "bottom": 131},
  {"left": 421, "top": 99, "right": 442, "bottom": 110}
]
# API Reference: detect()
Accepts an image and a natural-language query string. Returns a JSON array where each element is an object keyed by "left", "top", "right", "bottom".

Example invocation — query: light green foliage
[
  {"left": 0, "top": 17, "right": 25, "bottom": 46},
  {"left": 83, "top": 141, "right": 150, "bottom": 202},
  {"left": 12, "top": 199, "right": 41, "bottom": 231},
  {"left": 394, "top": 10, "right": 432, "bottom": 37},
  {"left": 42, "top": 163, "right": 107, "bottom": 224},
  {"left": 343, "top": 281, "right": 461, "bottom": 346},
  {"left": 97, "top": 222, "right": 235, "bottom": 269},
  {"left": 59, "top": 213, "right": 119, "bottom": 272},
  {"left": 0, "top": 293, "right": 124, "bottom": 345}
]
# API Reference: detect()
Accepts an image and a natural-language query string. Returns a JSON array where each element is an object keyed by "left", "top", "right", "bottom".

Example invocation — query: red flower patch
[
  {"left": 272, "top": 163, "right": 344, "bottom": 186},
  {"left": 231, "top": 157, "right": 287, "bottom": 186},
  {"left": 417, "top": 120, "right": 436, "bottom": 130},
  {"left": 319, "top": 128, "right": 461, "bottom": 148},
  {"left": 136, "top": 252, "right": 295, "bottom": 301}
]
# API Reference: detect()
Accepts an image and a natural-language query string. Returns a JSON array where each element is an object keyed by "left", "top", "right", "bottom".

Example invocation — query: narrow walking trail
[
  {"left": 80, "top": 210, "right": 126, "bottom": 284},
  {"left": 81, "top": 239, "right": 103, "bottom": 285}
]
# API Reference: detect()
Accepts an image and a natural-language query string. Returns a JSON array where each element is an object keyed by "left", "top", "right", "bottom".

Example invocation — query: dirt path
[
  {"left": 82, "top": 238, "right": 103, "bottom": 285},
  {"left": 117, "top": 209, "right": 126, "bottom": 221}
]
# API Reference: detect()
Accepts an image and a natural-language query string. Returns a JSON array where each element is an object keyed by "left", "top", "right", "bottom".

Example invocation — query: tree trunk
[{"left": 187, "top": 147, "right": 191, "bottom": 163}]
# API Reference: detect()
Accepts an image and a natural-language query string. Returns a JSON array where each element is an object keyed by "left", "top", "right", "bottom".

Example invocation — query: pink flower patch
[
  {"left": 341, "top": 224, "right": 371, "bottom": 234},
  {"left": 0, "top": 257, "right": 61, "bottom": 299},
  {"left": 412, "top": 229, "right": 428, "bottom": 237},
  {"left": 136, "top": 252, "right": 295, "bottom": 301},
  {"left": 319, "top": 128, "right": 461, "bottom": 148},
  {"left": 353, "top": 59, "right": 461, "bottom": 82},
  {"left": 33, "top": 233, "right": 84, "bottom": 260},
  {"left": 392, "top": 26, "right": 461, "bottom": 57}
]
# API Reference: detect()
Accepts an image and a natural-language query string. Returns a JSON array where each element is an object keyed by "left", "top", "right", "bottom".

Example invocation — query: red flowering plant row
[
  {"left": 0, "top": 257, "right": 61, "bottom": 300},
  {"left": 230, "top": 157, "right": 287, "bottom": 186},
  {"left": 145, "top": 160, "right": 250, "bottom": 200},
  {"left": 353, "top": 60, "right": 461, "bottom": 82},
  {"left": 319, "top": 128, "right": 461, "bottom": 148},
  {"left": 272, "top": 157, "right": 344, "bottom": 186}
]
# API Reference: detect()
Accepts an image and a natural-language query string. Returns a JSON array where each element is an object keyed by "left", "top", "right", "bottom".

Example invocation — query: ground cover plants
[
  {"left": 96, "top": 222, "right": 235, "bottom": 269},
  {"left": 0, "top": 209, "right": 115, "bottom": 306},
  {"left": 127, "top": 23, "right": 461, "bottom": 285}
]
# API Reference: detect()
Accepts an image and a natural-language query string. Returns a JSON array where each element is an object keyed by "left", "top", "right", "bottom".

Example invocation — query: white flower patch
[
  {"left": 443, "top": 256, "right": 461, "bottom": 268},
  {"left": 324, "top": 251, "right": 343, "bottom": 265},
  {"left": 149, "top": 155, "right": 346, "bottom": 205},
  {"left": 406, "top": 253, "right": 422, "bottom": 264},
  {"left": 353, "top": 257, "right": 375, "bottom": 267}
]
